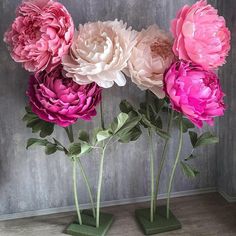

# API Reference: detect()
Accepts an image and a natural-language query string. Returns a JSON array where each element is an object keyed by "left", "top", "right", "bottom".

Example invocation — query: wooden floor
[{"left": 0, "top": 193, "right": 235, "bottom": 236}]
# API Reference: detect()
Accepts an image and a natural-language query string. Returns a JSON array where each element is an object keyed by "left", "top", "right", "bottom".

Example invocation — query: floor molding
[
  {"left": 0, "top": 187, "right": 217, "bottom": 221},
  {"left": 219, "top": 190, "right": 236, "bottom": 203}
]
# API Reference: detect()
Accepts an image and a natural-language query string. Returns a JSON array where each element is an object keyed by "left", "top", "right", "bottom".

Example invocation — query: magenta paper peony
[
  {"left": 27, "top": 66, "right": 102, "bottom": 127},
  {"left": 164, "top": 61, "right": 225, "bottom": 128},
  {"left": 62, "top": 20, "right": 137, "bottom": 88},
  {"left": 127, "top": 25, "right": 174, "bottom": 98},
  {"left": 171, "top": 0, "right": 230, "bottom": 70},
  {"left": 4, "top": 0, "right": 74, "bottom": 73}
]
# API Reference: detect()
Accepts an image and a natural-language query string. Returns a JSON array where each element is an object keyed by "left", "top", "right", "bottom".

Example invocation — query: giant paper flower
[
  {"left": 164, "top": 60, "right": 225, "bottom": 128},
  {"left": 171, "top": 0, "right": 230, "bottom": 70},
  {"left": 27, "top": 66, "right": 102, "bottom": 127},
  {"left": 126, "top": 25, "right": 174, "bottom": 98},
  {"left": 62, "top": 20, "right": 137, "bottom": 88},
  {"left": 4, "top": 0, "right": 74, "bottom": 73}
]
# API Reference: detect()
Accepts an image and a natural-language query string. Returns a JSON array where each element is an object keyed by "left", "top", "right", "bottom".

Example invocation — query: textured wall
[
  {"left": 0, "top": 0, "right": 218, "bottom": 216},
  {"left": 217, "top": 0, "right": 236, "bottom": 197}
]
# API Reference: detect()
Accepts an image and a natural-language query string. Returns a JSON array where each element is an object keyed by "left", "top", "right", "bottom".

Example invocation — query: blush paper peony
[
  {"left": 62, "top": 20, "right": 137, "bottom": 88},
  {"left": 4, "top": 0, "right": 231, "bottom": 236},
  {"left": 127, "top": 25, "right": 174, "bottom": 98}
]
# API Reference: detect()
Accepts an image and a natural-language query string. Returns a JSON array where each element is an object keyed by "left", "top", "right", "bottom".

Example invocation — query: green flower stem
[
  {"left": 166, "top": 117, "right": 183, "bottom": 219},
  {"left": 148, "top": 128, "right": 155, "bottom": 222},
  {"left": 95, "top": 97, "right": 107, "bottom": 228},
  {"left": 78, "top": 158, "right": 96, "bottom": 218},
  {"left": 100, "top": 100, "right": 105, "bottom": 130},
  {"left": 96, "top": 144, "right": 108, "bottom": 228},
  {"left": 65, "top": 126, "right": 74, "bottom": 143},
  {"left": 154, "top": 109, "right": 174, "bottom": 213},
  {"left": 65, "top": 126, "right": 95, "bottom": 222},
  {"left": 145, "top": 90, "right": 155, "bottom": 222},
  {"left": 73, "top": 160, "right": 83, "bottom": 225}
]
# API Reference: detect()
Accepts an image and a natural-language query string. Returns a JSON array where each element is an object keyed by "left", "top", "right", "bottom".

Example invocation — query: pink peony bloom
[
  {"left": 4, "top": 0, "right": 74, "bottom": 73},
  {"left": 126, "top": 25, "right": 174, "bottom": 98},
  {"left": 164, "top": 60, "right": 225, "bottom": 128},
  {"left": 27, "top": 66, "right": 102, "bottom": 127},
  {"left": 171, "top": 0, "right": 230, "bottom": 70}
]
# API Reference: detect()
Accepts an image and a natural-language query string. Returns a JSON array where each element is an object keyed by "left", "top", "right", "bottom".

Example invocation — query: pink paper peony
[
  {"left": 164, "top": 60, "right": 225, "bottom": 128},
  {"left": 171, "top": 0, "right": 230, "bottom": 70},
  {"left": 126, "top": 25, "right": 174, "bottom": 98},
  {"left": 4, "top": 0, "right": 74, "bottom": 73},
  {"left": 27, "top": 66, "right": 102, "bottom": 127},
  {"left": 62, "top": 20, "right": 137, "bottom": 88}
]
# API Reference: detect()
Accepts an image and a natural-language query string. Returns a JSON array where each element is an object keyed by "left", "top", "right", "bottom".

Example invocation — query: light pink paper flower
[
  {"left": 62, "top": 20, "right": 137, "bottom": 88},
  {"left": 4, "top": 0, "right": 74, "bottom": 73},
  {"left": 171, "top": 0, "right": 230, "bottom": 70},
  {"left": 164, "top": 60, "right": 225, "bottom": 128},
  {"left": 126, "top": 25, "right": 174, "bottom": 98},
  {"left": 27, "top": 66, "right": 102, "bottom": 127}
]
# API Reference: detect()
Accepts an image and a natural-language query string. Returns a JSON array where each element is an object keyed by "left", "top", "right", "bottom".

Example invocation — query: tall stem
[
  {"left": 96, "top": 145, "right": 107, "bottom": 228},
  {"left": 78, "top": 158, "right": 96, "bottom": 218},
  {"left": 166, "top": 117, "right": 183, "bottom": 219},
  {"left": 148, "top": 128, "right": 155, "bottom": 222},
  {"left": 65, "top": 126, "right": 95, "bottom": 221},
  {"left": 154, "top": 109, "right": 174, "bottom": 213},
  {"left": 100, "top": 100, "right": 105, "bottom": 130},
  {"left": 73, "top": 160, "right": 82, "bottom": 225},
  {"left": 95, "top": 98, "right": 106, "bottom": 228},
  {"left": 145, "top": 90, "right": 155, "bottom": 222},
  {"left": 65, "top": 126, "right": 74, "bottom": 143}
]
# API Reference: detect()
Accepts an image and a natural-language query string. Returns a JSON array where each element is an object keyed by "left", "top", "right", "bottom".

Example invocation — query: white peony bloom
[{"left": 62, "top": 20, "right": 137, "bottom": 88}]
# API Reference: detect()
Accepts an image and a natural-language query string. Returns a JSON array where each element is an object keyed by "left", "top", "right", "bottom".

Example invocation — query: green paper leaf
[
  {"left": 111, "top": 113, "right": 129, "bottom": 133},
  {"left": 115, "top": 111, "right": 141, "bottom": 138},
  {"left": 23, "top": 106, "right": 54, "bottom": 137},
  {"left": 195, "top": 132, "right": 219, "bottom": 147},
  {"left": 152, "top": 98, "right": 165, "bottom": 114},
  {"left": 189, "top": 131, "right": 198, "bottom": 147},
  {"left": 96, "top": 130, "right": 112, "bottom": 142},
  {"left": 39, "top": 122, "right": 54, "bottom": 138},
  {"left": 119, "top": 100, "right": 134, "bottom": 114},
  {"left": 68, "top": 143, "right": 81, "bottom": 156},
  {"left": 182, "top": 118, "right": 195, "bottom": 133},
  {"left": 45, "top": 143, "right": 57, "bottom": 155},
  {"left": 180, "top": 161, "right": 199, "bottom": 178},
  {"left": 26, "top": 138, "right": 48, "bottom": 149},
  {"left": 139, "top": 102, "right": 148, "bottom": 115},
  {"left": 25, "top": 106, "right": 31, "bottom": 113},
  {"left": 152, "top": 116, "right": 163, "bottom": 129},
  {"left": 28, "top": 120, "right": 43, "bottom": 132},
  {"left": 78, "top": 130, "right": 90, "bottom": 143},
  {"left": 80, "top": 143, "right": 92, "bottom": 155},
  {"left": 91, "top": 128, "right": 103, "bottom": 145},
  {"left": 141, "top": 115, "right": 169, "bottom": 139},
  {"left": 118, "top": 126, "right": 142, "bottom": 143}
]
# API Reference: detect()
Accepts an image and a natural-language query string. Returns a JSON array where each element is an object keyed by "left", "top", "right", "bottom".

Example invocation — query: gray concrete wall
[
  {"left": 217, "top": 0, "right": 236, "bottom": 198},
  {"left": 0, "top": 0, "right": 220, "bottom": 216}
]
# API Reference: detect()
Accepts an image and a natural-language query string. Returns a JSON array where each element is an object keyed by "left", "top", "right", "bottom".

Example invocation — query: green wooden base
[
  {"left": 135, "top": 206, "right": 181, "bottom": 235},
  {"left": 65, "top": 210, "right": 114, "bottom": 236}
]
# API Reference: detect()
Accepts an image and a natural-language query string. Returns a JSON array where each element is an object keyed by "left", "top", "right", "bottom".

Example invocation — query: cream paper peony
[
  {"left": 62, "top": 20, "right": 137, "bottom": 88},
  {"left": 126, "top": 25, "right": 174, "bottom": 98}
]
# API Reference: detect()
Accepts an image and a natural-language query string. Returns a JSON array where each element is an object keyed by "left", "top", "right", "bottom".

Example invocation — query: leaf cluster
[{"left": 181, "top": 131, "right": 219, "bottom": 178}]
